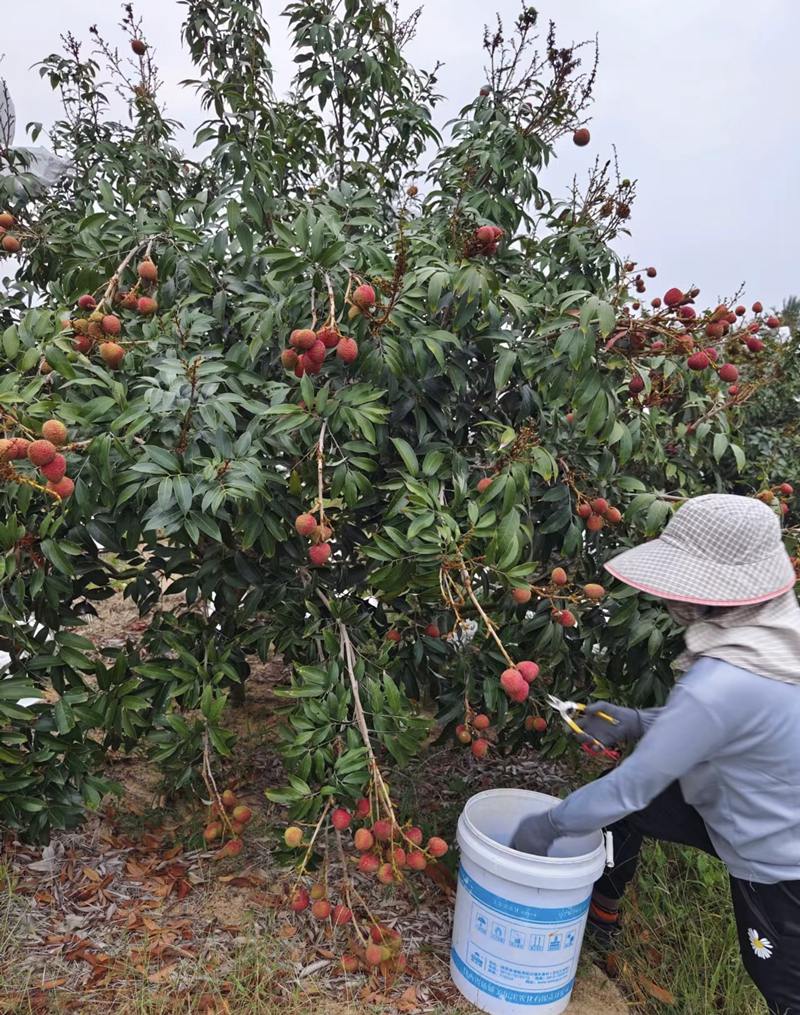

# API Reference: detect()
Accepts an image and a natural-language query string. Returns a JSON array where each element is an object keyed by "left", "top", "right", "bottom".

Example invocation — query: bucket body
[{"left": 450, "top": 788, "right": 606, "bottom": 1015}]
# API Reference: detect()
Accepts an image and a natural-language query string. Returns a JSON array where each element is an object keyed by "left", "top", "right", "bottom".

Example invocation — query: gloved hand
[
  {"left": 511, "top": 809, "right": 559, "bottom": 856},
  {"left": 576, "top": 700, "right": 643, "bottom": 751}
]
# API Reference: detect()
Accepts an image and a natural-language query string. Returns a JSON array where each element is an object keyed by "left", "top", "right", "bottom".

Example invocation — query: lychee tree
[{"left": 0, "top": 0, "right": 795, "bottom": 841}]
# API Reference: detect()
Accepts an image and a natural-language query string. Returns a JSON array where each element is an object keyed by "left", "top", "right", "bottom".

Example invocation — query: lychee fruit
[
  {"left": 40, "top": 454, "right": 67, "bottom": 483},
  {"left": 605, "top": 506, "right": 622, "bottom": 524},
  {"left": 137, "top": 259, "right": 157, "bottom": 282},
  {"left": 584, "top": 583, "right": 605, "bottom": 600},
  {"left": 586, "top": 513, "right": 604, "bottom": 532},
  {"left": 424, "top": 623, "right": 441, "bottom": 638},
  {"left": 406, "top": 184, "right": 419, "bottom": 196},
  {"left": 354, "top": 828, "right": 374, "bottom": 852},
  {"left": 512, "top": 586, "right": 532, "bottom": 604},
  {"left": 352, "top": 284, "right": 376, "bottom": 310},
  {"left": 232, "top": 805, "right": 252, "bottom": 825},
  {"left": 27, "top": 440, "right": 57, "bottom": 467},
  {"left": 752, "top": 301, "right": 763, "bottom": 313},
  {"left": 355, "top": 797, "right": 371, "bottom": 819},
  {"left": 386, "top": 629, "right": 401, "bottom": 643},
  {"left": 77, "top": 294, "right": 97, "bottom": 310},
  {"left": 281, "top": 348, "right": 299, "bottom": 369},
  {"left": 221, "top": 789, "right": 237, "bottom": 809},
  {"left": 407, "top": 850, "right": 427, "bottom": 870},
  {"left": 311, "top": 899, "right": 332, "bottom": 920},
  {"left": 100, "top": 342, "right": 126, "bottom": 368},
  {"left": 477, "top": 477, "right": 493, "bottom": 493},
  {"left": 532, "top": 716, "right": 547, "bottom": 733},
  {"left": 577, "top": 503, "right": 592, "bottom": 520},
  {"left": 290, "top": 887, "right": 309, "bottom": 912},
  {"left": 471, "top": 738, "right": 489, "bottom": 759},
  {"left": 735, "top": 305, "right": 746, "bottom": 316},
  {"left": 663, "top": 288, "right": 684, "bottom": 308},
  {"left": 572, "top": 127, "right": 590, "bottom": 146},
  {"left": 0, "top": 439, "right": 13, "bottom": 462},
  {"left": 73, "top": 335, "right": 92, "bottom": 354},
  {"left": 377, "top": 863, "right": 395, "bottom": 885},
  {"left": 405, "top": 826, "right": 423, "bottom": 846},
  {"left": 629, "top": 375, "right": 645, "bottom": 394},
  {"left": 678, "top": 305, "right": 696, "bottom": 320},
  {"left": 331, "top": 807, "right": 351, "bottom": 831},
  {"left": 316, "top": 326, "right": 339, "bottom": 349},
  {"left": 372, "top": 819, "right": 393, "bottom": 842},
  {"left": 294, "top": 513, "right": 317, "bottom": 537},
  {"left": 284, "top": 825, "right": 303, "bottom": 848},
  {"left": 131, "top": 38, "right": 147, "bottom": 55},
  {"left": 101, "top": 314, "right": 121, "bottom": 336},
  {"left": 358, "top": 853, "right": 380, "bottom": 874},
  {"left": 455, "top": 724, "right": 472, "bottom": 744},
  {"left": 0, "top": 212, "right": 14, "bottom": 229},
  {"left": 2, "top": 234, "right": 21, "bottom": 253},
  {"left": 747, "top": 337, "right": 765, "bottom": 353},
  {"left": 766, "top": 315, "right": 780, "bottom": 328},
  {"left": 341, "top": 954, "right": 359, "bottom": 973},
  {"left": 9, "top": 438, "right": 30, "bottom": 460},
  {"left": 390, "top": 846, "right": 407, "bottom": 867},
  {"left": 687, "top": 351, "right": 710, "bottom": 371},
  {"left": 365, "top": 944, "right": 384, "bottom": 966},
  {"left": 551, "top": 566, "right": 568, "bottom": 586},
  {"left": 306, "top": 340, "right": 326, "bottom": 366},
  {"left": 203, "top": 822, "right": 222, "bottom": 843},
  {"left": 500, "top": 668, "right": 525, "bottom": 696},
  {"left": 718, "top": 363, "right": 738, "bottom": 383},
  {"left": 332, "top": 904, "right": 352, "bottom": 926},
  {"left": 590, "top": 498, "right": 609, "bottom": 515},
  {"left": 336, "top": 337, "right": 358, "bottom": 363},
  {"left": 517, "top": 660, "right": 540, "bottom": 683},
  {"left": 290, "top": 328, "right": 316, "bottom": 350},
  {"left": 308, "top": 543, "right": 332, "bottom": 565},
  {"left": 472, "top": 714, "right": 490, "bottom": 732},
  {"left": 779, "top": 483, "right": 794, "bottom": 496},
  {"left": 651, "top": 340, "right": 665, "bottom": 352},
  {"left": 558, "top": 609, "right": 577, "bottom": 627},
  {"left": 51, "top": 474, "right": 76, "bottom": 501},
  {"left": 136, "top": 296, "right": 158, "bottom": 315},
  {"left": 41, "top": 419, "right": 67, "bottom": 446},
  {"left": 427, "top": 836, "right": 448, "bottom": 858}
]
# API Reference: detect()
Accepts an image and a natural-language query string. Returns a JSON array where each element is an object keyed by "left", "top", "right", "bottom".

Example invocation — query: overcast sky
[{"left": 2, "top": 1, "right": 799, "bottom": 309}]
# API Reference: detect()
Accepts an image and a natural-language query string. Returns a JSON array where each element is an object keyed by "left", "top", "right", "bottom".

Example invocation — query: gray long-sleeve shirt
[{"left": 548, "top": 657, "right": 800, "bottom": 883}]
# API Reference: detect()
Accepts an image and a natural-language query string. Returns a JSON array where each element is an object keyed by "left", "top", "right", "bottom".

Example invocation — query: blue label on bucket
[
  {"left": 459, "top": 866, "right": 590, "bottom": 924},
  {"left": 452, "top": 947, "right": 575, "bottom": 1006}
]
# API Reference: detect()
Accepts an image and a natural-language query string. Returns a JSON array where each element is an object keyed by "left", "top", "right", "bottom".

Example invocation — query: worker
[{"left": 512, "top": 494, "right": 800, "bottom": 1015}]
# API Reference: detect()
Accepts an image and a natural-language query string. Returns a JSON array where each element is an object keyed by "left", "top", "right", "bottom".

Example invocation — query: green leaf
[{"left": 391, "top": 437, "right": 419, "bottom": 475}]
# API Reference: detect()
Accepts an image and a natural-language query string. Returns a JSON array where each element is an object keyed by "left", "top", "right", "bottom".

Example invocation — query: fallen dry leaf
[{"left": 147, "top": 962, "right": 178, "bottom": 983}]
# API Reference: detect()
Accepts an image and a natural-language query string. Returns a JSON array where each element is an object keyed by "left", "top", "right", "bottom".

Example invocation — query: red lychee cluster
[
  {"left": 455, "top": 712, "right": 492, "bottom": 759},
  {"left": 0, "top": 418, "right": 76, "bottom": 501},
  {"left": 756, "top": 483, "right": 794, "bottom": 517},
  {"left": 203, "top": 787, "right": 253, "bottom": 859},
  {"left": 281, "top": 323, "right": 358, "bottom": 379},
  {"left": 576, "top": 496, "right": 622, "bottom": 532},
  {"left": 465, "top": 224, "right": 504, "bottom": 258},
  {"left": 294, "top": 511, "right": 333, "bottom": 566},
  {"left": 499, "top": 659, "right": 540, "bottom": 704}
]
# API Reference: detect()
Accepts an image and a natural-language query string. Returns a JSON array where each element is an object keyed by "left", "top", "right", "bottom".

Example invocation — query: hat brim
[{"left": 604, "top": 539, "right": 796, "bottom": 607}]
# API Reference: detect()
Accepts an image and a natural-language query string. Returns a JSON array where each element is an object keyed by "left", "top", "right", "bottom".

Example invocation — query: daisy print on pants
[{"left": 748, "top": 928, "right": 773, "bottom": 960}]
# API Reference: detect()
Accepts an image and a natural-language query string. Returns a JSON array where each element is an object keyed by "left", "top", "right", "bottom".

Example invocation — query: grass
[{"left": 618, "top": 842, "right": 767, "bottom": 1014}]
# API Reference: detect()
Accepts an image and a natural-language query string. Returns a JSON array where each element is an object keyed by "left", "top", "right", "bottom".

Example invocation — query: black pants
[{"left": 595, "top": 782, "right": 800, "bottom": 1015}]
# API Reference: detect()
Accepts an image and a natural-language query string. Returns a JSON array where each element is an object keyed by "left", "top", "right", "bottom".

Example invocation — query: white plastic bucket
[{"left": 450, "top": 789, "right": 608, "bottom": 1015}]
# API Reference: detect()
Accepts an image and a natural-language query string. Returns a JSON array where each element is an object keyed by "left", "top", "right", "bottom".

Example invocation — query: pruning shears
[{"left": 545, "top": 693, "right": 621, "bottom": 761}]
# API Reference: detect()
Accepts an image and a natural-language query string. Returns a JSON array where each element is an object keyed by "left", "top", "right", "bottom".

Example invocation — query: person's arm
[{"left": 548, "top": 683, "right": 728, "bottom": 837}]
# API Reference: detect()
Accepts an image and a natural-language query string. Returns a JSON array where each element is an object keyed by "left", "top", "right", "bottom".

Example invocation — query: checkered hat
[{"left": 604, "top": 494, "right": 796, "bottom": 606}]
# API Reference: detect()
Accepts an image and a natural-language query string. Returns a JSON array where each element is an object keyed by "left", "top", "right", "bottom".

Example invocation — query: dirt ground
[{"left": 0, "top": 592, "right": 627, "bottom": 1015}]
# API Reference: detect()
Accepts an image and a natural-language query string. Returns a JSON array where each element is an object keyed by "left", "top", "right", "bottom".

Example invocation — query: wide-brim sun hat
[{"left": 604, "top": 493, "right": 796, "bottom": 607}]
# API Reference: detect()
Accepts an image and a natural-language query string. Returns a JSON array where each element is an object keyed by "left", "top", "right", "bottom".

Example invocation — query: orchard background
[{"left": 1, "top": 1, "right": 799, "bottom": 1009}]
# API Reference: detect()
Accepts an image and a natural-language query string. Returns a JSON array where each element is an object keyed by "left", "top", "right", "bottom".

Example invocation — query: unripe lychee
[
  {"left": 101, "top": 314, "right": 121, "bottom": 335},
  {"left": 281, "top": 348, "right": 299, "bottom": 369},
  {"left": 372, "top": 819, "right": 393, "bottom": 842},
  {"left": 752, "top": 301, "right": 763, "bottom": 313},
  {"left": 2, "top": 234, "right": 20, "bottom": 253},
  {"left": 332, "top": 904, "right": 352, "bottom": 926},
  {"left": 336, "top": 337, "right": 358, "bottom": 363},
  {"left": 427, "top": 836, "right": 448, "bottom": 858},
  {"left": 663, "top": 288, "right": 683, "bottom": 308},
  {"left": 294, "top": 513, "right": 317, "bottom": 537},
  {"left": 221, "top": 789, "right": 237, "bottom": 809},
  {"left": 316, "top": 326, "right": 339, "bottom": 349},
  {"left": 77, "top": 294, "right": 96, "bottom": 310},
  {"left": 136, "top": 296, "right": 158, "bottom": 315},
  {"left": 358, "top": 853, "right": 380, "bottom": 874},
  {"left": 232, "top": 805, "right": 252, "bottom": 825},
  {"left": 477, "top": 477, "right": 493, "bottom": 493},
  {"left": 331, "top": 807, "right": 351, "bottom": 831},
  {"left": 512, "top": 586, "right": 532, "bottom": 604},
  {"left": 311, "top": 899, "right": 331, "bottom": 920},
  {"left": 584, "top": 583, "right": 605, "bottom": 601},
  {"left": 290, "top": 887, "right": 309, "bottom": 912},
  {"left": 131, "top": 38, "right": 147, "bottom": 55},
  {"left": 309, "top": 543, "right": 331, "bottom": 565},
  {"left": 551, "top": 566, "right": 568, "bottom": 586},
  {"left": 455, "top": 724, "right": 472, "bottom": 744},
  {"left": 377, "top": 863, "right": 395, "bottom": 885},
  {"left": 203, "top": 821, "right": 222, "bottom": 843},
  {"left": 41, "top": 419, "right": 67, "bottom": 446},
  {"left": 572, "top": 127, "right": 590, "bottom": 146},
  {"left": 354, "top": 827, "right": 374, "bottom": 851},
  {"left": 473, "top": 713, "right": 490, "bottom": 731},
  {"left": 517, "top": 660, "right": 540, "bottom": 683},
  {"left": 40, "top": 454, "right": 67, "bottom": 483},
  {"left": 28, "top": 440, "right": 57, "bottom": 467},
  {"left": 386, "top": 629, "right": 401, "bottom": 643},
  {"left": 558, "top": 609, "right": 577, "bottom": 627},
  {"left": 100, "top": 342, "right": 126, "bottom": 369},
  {"left": 424, "top": 623, "right": 441, "bottom": 638},
  {"left": 719, "top": 363, "right": 738, "bottom": 383},
  {"left": 137, "top": 259, "right": 157, "bottom": 282},
  {"left": 532, "top": 716, "right": 547, "bottom": 733},
  {"left": 284, "top": 826, "right": 303, "bottom": 848},
  {"left": 352, "top": 284, "right": 376, "bottom": 309},
  {"left": 471, "top": 738, "right": 489, "bottom": 759}
]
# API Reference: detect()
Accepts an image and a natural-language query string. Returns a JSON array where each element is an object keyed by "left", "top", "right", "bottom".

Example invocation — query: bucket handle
[{"left": 604, "top": 830, "right": 615, "bottom": 869}]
